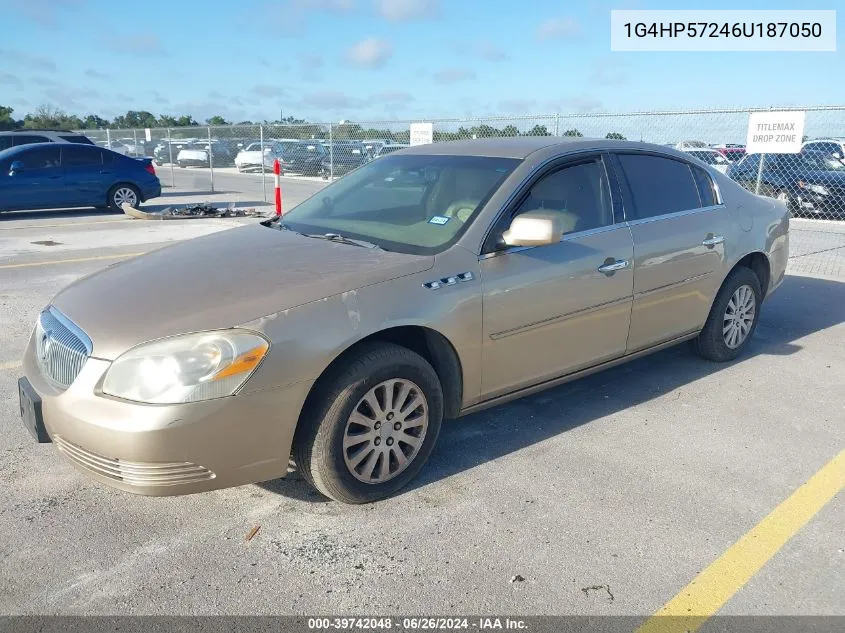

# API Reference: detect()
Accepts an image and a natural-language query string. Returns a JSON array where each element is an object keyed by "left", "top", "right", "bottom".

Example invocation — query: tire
[
  {"left": 107, "top": 184, "right": 140, "bottom": 211},
  {"left": 293, "top": 342, "right": 444, "bottom": 504},
  {"left": 694, "top": 266, "right": 763, "bottom": 362}
]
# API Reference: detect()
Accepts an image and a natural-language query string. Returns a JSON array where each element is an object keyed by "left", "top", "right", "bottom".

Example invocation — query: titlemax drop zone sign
[{"left": 746, "top": 110, "right": 806, "bottom": 154}]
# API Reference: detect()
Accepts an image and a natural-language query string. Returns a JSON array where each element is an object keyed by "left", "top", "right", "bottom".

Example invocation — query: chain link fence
[{"left": 74, "top": 106, "right": 845, "bottom": 276}]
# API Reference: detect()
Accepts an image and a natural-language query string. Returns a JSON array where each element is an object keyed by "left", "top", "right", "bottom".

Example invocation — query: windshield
[
  {"left": 800, "top": 153, "right": 845, "bottom": 171},
  {"left": 282, "top": 143, "right": 324, "bottom": 158},
  {"left": 278, "top": 154, "right": 521, "bottom": 255}
]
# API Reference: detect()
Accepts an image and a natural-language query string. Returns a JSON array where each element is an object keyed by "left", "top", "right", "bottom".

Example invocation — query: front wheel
[
  {"left": 293, "top": 342, "right": 444, "bottom": 504},
  {"left": 694, "top": 267, "right": 762, "bottom": 362}
]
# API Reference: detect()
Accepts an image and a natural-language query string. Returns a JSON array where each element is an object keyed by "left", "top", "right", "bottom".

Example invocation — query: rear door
[
  {"left": 1, "top": 145, "right": 63, "bottom": 210},
  {"left": 60, "top": 145, "right": 106, "bottom": 206},
  {"left": 612, "top": 152, "right": 734, "bottom": 352}
]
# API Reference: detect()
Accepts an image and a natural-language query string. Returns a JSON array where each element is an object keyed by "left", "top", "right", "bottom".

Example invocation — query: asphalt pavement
[{"left": 0, "top": 203, "right": 842, "bottom": 619}]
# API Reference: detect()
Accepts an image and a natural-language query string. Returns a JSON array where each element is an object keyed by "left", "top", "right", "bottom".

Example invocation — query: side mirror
[
  {"left": 501, "top": 211, "right": 563, "bottom": 247},
  {"left": 9, "top": 160, "right": 24, "bottom": 175}
]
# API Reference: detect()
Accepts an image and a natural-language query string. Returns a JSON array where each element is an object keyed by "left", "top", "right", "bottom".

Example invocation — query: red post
[{"left": 273, "top": 158, "right": 282, "bottom": 216}]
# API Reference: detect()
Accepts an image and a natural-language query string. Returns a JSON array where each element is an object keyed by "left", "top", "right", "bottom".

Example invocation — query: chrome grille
[
  {"left": 54, "top": 436, "right": 215, "bottom": 486},
  {"left": 35, "top": 307, "right": 92, "bottom": 390}
]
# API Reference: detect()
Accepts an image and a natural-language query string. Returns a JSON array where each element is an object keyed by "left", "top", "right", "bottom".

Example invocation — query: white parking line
[{"left": 0, "top": 360, "right": 21, "bottom": 371}]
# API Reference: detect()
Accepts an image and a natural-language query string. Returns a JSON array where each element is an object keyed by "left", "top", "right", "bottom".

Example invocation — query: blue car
[{"left": 0, "top": 143, "right": 161, "bottom": 213}]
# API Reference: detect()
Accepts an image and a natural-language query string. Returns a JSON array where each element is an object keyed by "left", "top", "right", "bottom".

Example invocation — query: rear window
[
  {"left": 617, "top": 154, "right": 702, "bottom": 220},
  {"left": 62, "top": 145, "right": 102, "bottom": 166},
  {"left": 59, "top": 134, "right": 95, "bottom": 145},
  {"left": 17, "top": 146, "right": 61, "bottom": 169}
]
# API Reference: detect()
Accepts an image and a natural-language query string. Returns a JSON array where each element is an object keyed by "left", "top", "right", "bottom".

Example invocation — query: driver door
[{"left": 480, "top": 154, "right": 635, "bottom": 399}]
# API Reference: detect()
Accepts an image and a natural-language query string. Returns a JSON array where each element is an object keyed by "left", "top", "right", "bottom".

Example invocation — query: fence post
[
  {"left": 207, "top": 126, "right": 215, "bottom": 193},
  {"left": 167, "top": 128, "right": 175, "bottom": 189},
  {"left": 106, "top": 128, "right": 111, "bottom": 149},
  {"left": 133, "top": 129, "right": 138, "bottom": 157},
  {"left": 554, "top": 113, "right": 560, "bottom": 136},
  {"left": 754, "top": 154, "right": 766, "bottom": 195},
  {"left": 329, "top": 123, "right": 334, "bottom": 180},
  {"left": 260, "top": 124, "right": 267, "bottom": 202}
]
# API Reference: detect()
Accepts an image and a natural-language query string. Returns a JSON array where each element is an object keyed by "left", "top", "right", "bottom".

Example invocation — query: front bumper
[
  {"left": 22, "top": 337, "right": 313, "bottom": 496},
  {"left": 796, "top": 193, "right": 845, "bottom": 218}
]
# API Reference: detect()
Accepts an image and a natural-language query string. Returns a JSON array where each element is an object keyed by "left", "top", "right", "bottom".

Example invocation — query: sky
[{"left": 0, "top": 0, "right": 842, "bottom": 128}]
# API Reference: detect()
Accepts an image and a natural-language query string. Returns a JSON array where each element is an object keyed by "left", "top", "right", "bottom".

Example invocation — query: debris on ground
[
  {"left": 510, "top": 574, "right": 525, "bottom": 583},
  {"left": 245, "top": 525, "right": 261, "bottom": 542},
  {"left": 122, "top": 202, "right": 271, "bottom": 220},
  {"left": 581, "top": 584, "right": 614, "bottom": 602}
]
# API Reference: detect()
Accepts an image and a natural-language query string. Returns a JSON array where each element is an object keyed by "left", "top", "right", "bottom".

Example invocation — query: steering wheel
[{"left": 441, "top": 200, "right": 478, "bottom": 223}]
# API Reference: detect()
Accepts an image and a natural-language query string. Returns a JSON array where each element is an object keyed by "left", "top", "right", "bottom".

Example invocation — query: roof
[{"left": 396, "top": 136, "right": 694, "bottom": 159}]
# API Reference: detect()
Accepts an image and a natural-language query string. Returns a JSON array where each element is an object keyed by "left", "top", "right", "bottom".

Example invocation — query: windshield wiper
[{"left": 299, "top": 232, "right": 382, "bottom": 249}]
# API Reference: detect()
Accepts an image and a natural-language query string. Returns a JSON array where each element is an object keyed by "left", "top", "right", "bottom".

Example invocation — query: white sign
[
  {"left": 144, "top": 128, "right": 152, "bottom": 142},
  {"left": 745, "top": 111, "right": 805, "bottom": 154},
  {"left": 410, "top": 122, "right": 433, "bottom": 146}
]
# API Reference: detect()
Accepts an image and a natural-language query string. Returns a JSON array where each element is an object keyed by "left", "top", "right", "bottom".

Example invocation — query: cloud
[
  {"left": 590, "top": 57, "right": 628, "bottom": 86},
  {"left": 84, "top": 68, "right": 111, "bottom": 80},
  {"left": 299, "top": 53, "right": 324, "bottom": 69},
  {"left": 251, "top": 84, "right": 288, "bottom": 98},
  {"left": 537, "top": 17, "right": 581, "bottom": 41},
  {"left": 344, "top": 38, "right": 393, "bottom": 67},
  {"left": 372, "top": 89, "right": 414, "bottom": 104},
  {"left": 0, "top": 71, "right": 23, "bottom": 87},
  {"left": 103, "top": 34, "right": 165, "bottom": 56},
  {"left": 433, "top": 68, "right": 476, "bottom": 84},
  {"left": 259, "top": 0, "right": 355, "bottom": 35},
  {"left": 301, "top": 90, "right": 367, "bottom": 110},
  {"left": 499, "top": 99, "right": 538, "bottom": 113},
  {"left": 0, "top": 48, "right": 57, "bottom": 72},
  {"left": 474, "top": 40, "right": 508, "bottom": 62},
  {"left": 1, "top": 0, "right": 81, "bottom": 28},
  {"left": 375, "top": 0, "right": 438, "bottom": 22}
]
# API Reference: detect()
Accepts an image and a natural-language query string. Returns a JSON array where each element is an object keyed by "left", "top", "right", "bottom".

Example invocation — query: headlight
[
  {"left": 807, "top": 184, "right": 829, "bottom": 195},
  {"left": 101, "top": 330, "right": 269, "bottom": 404}
]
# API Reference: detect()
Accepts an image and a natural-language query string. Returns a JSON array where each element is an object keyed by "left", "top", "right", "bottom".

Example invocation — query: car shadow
[
  {"left": 0, "top": 207, "right": 123, "bottom": 221},
  {"left": 259, "top": 273, "right": 845, "bottom": 502}
]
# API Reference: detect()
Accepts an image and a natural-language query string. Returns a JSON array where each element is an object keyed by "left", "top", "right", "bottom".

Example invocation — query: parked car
[
  {"left": 681, "top": 148, "right": 731, "bottom": 173},
  {"left": 711, "top": 144, "right": 746, "bottom": 163},
  {"left": 274, "top": 140, "right": 327, "bottom": 176},
  {"left": 118, "top": 138, "right": 146, "bottom": 157},
  {"left": 727, "top": 150, "right": 845, "bottom": 218},
  {"left": 235, "top": 142, "right": 272, "bottom": 172},
  {"left": 18, "top": 138, "right": 788, "bottom": 503},
  {"left": 176, "top": 141, "right": 236, "bottom": 168},
  {"left": 802, "top": 138, "right": 845, "bottom": 160},
  {"left": 98, "top": 140, "right": 130, "bottom": 156},
  {"left": 374, "top": 143, "right": 409, "bottom": 157},
  {"left": 0, "top": 142, "right": 161, "bottom": 212},
  {"left": 321, "top": 141, "right": 370, "bottom": 178},
  {"left": 152, "top": 139, "right": 194, "bottom": 166},
  {"left": 0, "top": 130, "right": 95, "bottom": 151}
]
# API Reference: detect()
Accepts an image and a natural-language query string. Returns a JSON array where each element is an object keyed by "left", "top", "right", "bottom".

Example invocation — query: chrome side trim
[
  {"left": 490, "top": 296, "right": 632, "bottom": 340},
  {"left": 625, "top": 204, "right": 725, "bottom": 228},
  {"left": 633, "top": 271, "right": 713, "bottom": 298},
  {"left": 460, "top": 331, "right": 700, "bottom": 416}
]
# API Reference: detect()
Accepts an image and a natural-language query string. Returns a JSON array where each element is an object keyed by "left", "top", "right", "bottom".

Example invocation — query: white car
[
  {"left": 234, "top": 142, "right": 273, "bottom": 172},
  {"left": 802, "top": 138, "right": 845, "bottom": 160},
  {"left": 681, "top": 148, "right": 731, "bottom": 174}
]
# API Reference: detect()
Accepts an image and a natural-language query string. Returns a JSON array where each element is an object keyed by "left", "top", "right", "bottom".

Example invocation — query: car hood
[
  {"left": 798, "top": 170, "right": 845, "bottom": 186},
  {"left": 51, "top": 223, "right": 434, "bottom": 359}
]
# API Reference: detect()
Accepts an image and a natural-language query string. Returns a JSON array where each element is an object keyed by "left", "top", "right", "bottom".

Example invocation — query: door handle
[
  {"left": 702, "top": 235, "right": 725, "bottom": 247},
  {"left": 598, "top": 259, "right": 630, "bottom": 274}
]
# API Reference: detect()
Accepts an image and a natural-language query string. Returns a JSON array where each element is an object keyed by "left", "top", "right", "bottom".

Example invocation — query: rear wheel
[
  {"left": 293, "top": 342, "right": 444, "bottom": 504},
  {"left": 108, "top": 184, "right": 140, "bottom": 211},
  {"left": 694, "top": 267, "right": 762, "bottom": 362}
]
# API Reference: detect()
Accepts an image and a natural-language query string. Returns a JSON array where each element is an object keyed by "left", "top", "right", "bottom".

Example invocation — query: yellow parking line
[
  {"left": 637, "top": 448, "right": 845, "bottom": 633},
  {"left": 0, "top": 252, "right": 146, "bottom": 270},
  {"left": 0, "top": 360, "right": 21, "bottom": 370}
]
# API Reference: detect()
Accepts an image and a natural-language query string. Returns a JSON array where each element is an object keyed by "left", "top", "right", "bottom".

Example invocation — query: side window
[
  {"left": 14, "top": 134, "right": 50, "bottom": 145},
  {"left": 0, "top": 136, "right": 12, "bottom": 151},
  {"left": 18, "top": 146, "right": 61, "bottom": 169},
  {"left": 617, "top": 154, "right": 701, "bottom": 220},
  {"left": 511, "top": 160, "right": 613, "bottom": 236},
  {"left": 59, "top": 134, "right": 94, "bottom": 145},
  {"left": 62, "top": 145, "right": 102, "bottom": 167},
  {"left": 692, "top": 167, "right": 718, "bottom": 207}
]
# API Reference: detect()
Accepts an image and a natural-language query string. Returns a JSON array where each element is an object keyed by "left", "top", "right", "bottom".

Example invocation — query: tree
[
  {"left": 81, "top": 114, "right": 109, "bottom": 129},
  {"left": 562, "top": 128, "right": 583, "bottom": 137},
  {"left": 111, "top": 110, "right": 158, "bottom": 129},
  {"left": 206, "top": 115, "right": 229, "bottom": 126},
  {"left": 0, "top": 105, "right": 20, "bottom": 130},
  {"left": 605, "top": 131, "right": 626, "bottom": 140},
  {"left": 525, "top": 124, "right": 551, "bottom": 137},
  {"left": 175, "top": 114, "right": 198, "bottom": 127},
  {"left": 23, "top": 105, "right": 82, "bottom": 130},
  {"left": 501, "top": 125, "right": 519, "bottom": 137}
]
